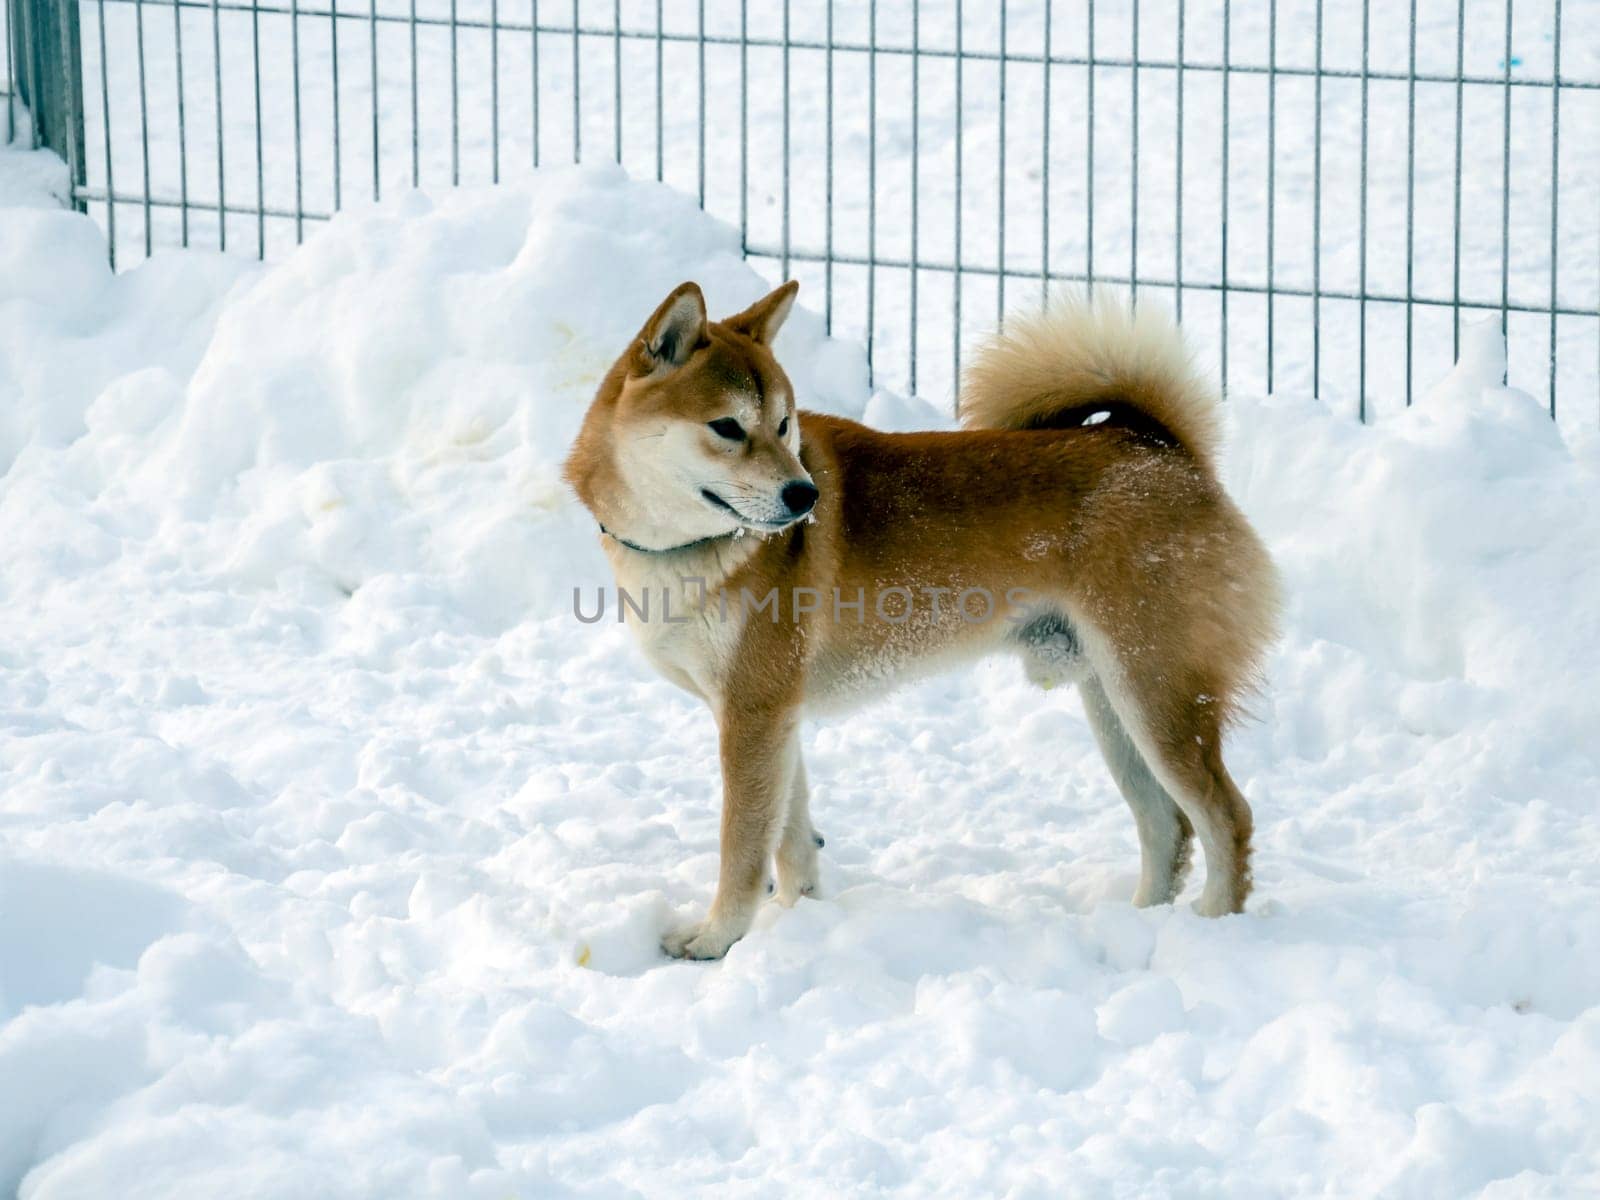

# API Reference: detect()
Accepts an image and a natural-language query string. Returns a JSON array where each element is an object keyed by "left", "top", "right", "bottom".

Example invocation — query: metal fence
[{"left": 4, "top": 0, "right": 1598, "bottom": 425}]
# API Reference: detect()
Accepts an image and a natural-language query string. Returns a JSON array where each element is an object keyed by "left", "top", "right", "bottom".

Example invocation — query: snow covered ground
[{"left": 3, "top": 138, "right": 1600, "bottom": 1195}]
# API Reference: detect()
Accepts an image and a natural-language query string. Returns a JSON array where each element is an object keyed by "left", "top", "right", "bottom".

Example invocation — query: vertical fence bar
[
  {"left": 611, "top": 0, "right": 619, "bottom": 162},
  {"left": 537, "top": 0, "right": 544, "bottom": 168},
  {"left": 38, "top": 0, "right": 49, "bottom": 151},
  {"left": 738, "top": 0, "right": 746, "bottom": 243},
  {"left": 409, "top": 0, "right": 418, "bottom": 182},
  {"left": 696, "top": 0, "right": 704, "bottom": 206},
  {"left": 12, "top": 0, "right": 22, "bottom": 147},
  {"left": 135, "top": 0, "right": 152, "bottom": 257},
  {"left": 1405, "top": 0, "right": 1416, "bottom": 403},
  {"left": 1311, "top": 0, "right": 1321, "bottom": 396},
  {"left": 1452, "top": 0, "right": 1464, "bottom": 358},
  {"left": 995, "top": 0, "right": 1005, "bottom": 323},
  {"left": 1499, "top": 0, "right": 1512, "bottom": 383},
  {"left": 95, "top": 0, "right": 114, "bottom": 263},
  {"left": 332, "top": 0, "right": 341, "bottom": 203},
  {"left": 569, "top": 0, "right": 578, "bottom": 161},
  {"left": 291, "top": 0, "right": 304, "bottom": 239},
  {"left": 653, "top": 0, "right": 661, "bottom": 179},
  {"left": 1130, "top": 0, "right": 1138, "bottom": 305},
  {"left": 1220, "top": 0, "right": 1229, "bottom": 391},
  {"left": 954, "top": 0, "right": 963, "bottom": 391},
  {"left": 251, "top": 0, "right": 263, "bottom": 253},
  {"left": 1266, "top": 0, "right": 1275, "bottom": 389},
  {"left": 174, "top": 0, "right": 189, "bottom": 242},
  {"left": 210, "top": 0, "right": 224, "bottom": 249},
  {"left": 1085, "top": 0, "right": 1094, "bottom": 284},
  {"left": 5, "top": 0, "right": 14, "bottom": 145},
  {"left": 36, "top": 0, "right": 43, "bottom": 152},
  {"left": 1548, "top": 0, "right": 1560, "bottom": 416},
  {"left": 780, "top": 0, "right": 789, "bottom": 281},
  {"left": 909, "top": 0, "right": 918, "bottom": 393},
  {"left": 867, "top": 1, "right": 876, "bottom": 376},
  {"left": 368, "top": 0, "right": 377, "bottom": 199},
  {"left": 491, "top": 0, "right": 501, "bottom": 181},
  {"left": 32, "top": 0, "right": 43, "bottom": 151},
  {"left": 4, "top": 0, "right": 13, "bottom": 145},
  {"left": 1039, "top": 0, "right": 1049, "bottom": 305},
  {"left": 1175, "top": 0, "right": 1183, "bottom": 321},
  {"left": 1358, "top": 0, "right": 1368, "bottom": 419},
  {"left": 60, "top": 0, "right": 88, "bottom": 209},
  {"left": 39, "top": 0, "right": 48, "bottom": 153},
  {"left": 824, "top": 0, "right": 833, "bottom": 331},
  {"left": 23, "top": 0, "right": 38, "bottom": 150}
]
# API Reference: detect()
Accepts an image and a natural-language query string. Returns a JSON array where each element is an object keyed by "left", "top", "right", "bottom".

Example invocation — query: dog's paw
[
  {"left": 661, "top": 917, "right": 742, "bottom": 961},
  {"left": 1190, "top": 889, "right": 1244, "bottom": 919},
  {"left": 774, "top": 851, "right": 820, "bottom": 908},
  {"left": 774, "top": 879, "right": 818, "bottom": 908}
]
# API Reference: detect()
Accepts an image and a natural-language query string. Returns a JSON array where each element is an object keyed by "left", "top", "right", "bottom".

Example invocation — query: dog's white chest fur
[{"left": 604, "top": 539, "right": 752, "bottom": 703}]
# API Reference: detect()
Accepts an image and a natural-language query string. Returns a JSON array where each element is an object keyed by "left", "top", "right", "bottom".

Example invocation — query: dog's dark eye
[
  {"left": 777, "top": 416, "right": 790, "bottom": 438},
  {"left": 708, "top": 418, "right": 745, "bottom": 441}
]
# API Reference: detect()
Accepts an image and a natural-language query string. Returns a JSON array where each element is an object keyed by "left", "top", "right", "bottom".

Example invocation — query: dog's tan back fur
[{"left": 566, "top": 283, "right": 1282, "bottom": 959}]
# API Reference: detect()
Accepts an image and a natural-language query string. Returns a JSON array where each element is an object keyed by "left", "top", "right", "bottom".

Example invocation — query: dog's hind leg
[
  {"left": 1083, "top": 648, "right": 1254, "bottom": 917},
  {"left": 1081, "top": 674, "right": 1194, "bottom": 907},
  {"left": 774, "top": 735, "right": 821, "bottom": 906},
  {"left": 1153, "top": 734, "right": 1252, "bottom": 918}
]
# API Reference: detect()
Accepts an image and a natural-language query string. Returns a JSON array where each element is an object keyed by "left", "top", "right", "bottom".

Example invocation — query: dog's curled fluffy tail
[{"left": 960, "top": 294, "right": 1221, "bottom": 468}]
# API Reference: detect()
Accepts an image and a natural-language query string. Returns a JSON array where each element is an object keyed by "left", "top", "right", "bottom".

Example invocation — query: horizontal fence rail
[{"left": 4, "top": 0, "right": 1598, "bottom": 430}]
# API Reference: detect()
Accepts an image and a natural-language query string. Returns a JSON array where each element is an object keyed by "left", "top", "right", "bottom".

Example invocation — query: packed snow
[{"left": 3, "top": 151, "right": 1600, "bottom": 1196}]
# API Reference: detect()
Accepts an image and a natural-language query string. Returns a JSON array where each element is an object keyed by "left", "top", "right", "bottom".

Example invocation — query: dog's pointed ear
[
  {"left": 723, "top": 280, "right": 799, "bottom": 346},
  {"left": 636, "top": 282, "right": 707, "bottom": 372}
]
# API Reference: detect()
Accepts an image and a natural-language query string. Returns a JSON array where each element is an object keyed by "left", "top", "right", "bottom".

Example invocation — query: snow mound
[
  {"left": 6, "top": 166, "right": 868, "bottom": 627},
  {"left": 2, "top": 166, "right": 1598, "bottom": 1196}
]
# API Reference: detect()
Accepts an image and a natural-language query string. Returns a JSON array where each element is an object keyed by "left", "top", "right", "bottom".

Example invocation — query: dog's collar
[{"left": 598, "top": 522, "right": 736, "bottom": 556}]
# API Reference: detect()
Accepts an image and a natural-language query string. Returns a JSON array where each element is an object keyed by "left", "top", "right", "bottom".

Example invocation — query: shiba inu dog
[{"left": 564, "top": 281, "right": 1280, "bottom": 960}]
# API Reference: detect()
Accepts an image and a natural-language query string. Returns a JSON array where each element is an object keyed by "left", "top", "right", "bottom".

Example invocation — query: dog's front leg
[
  {"left": 774, "top": 733, "right": 821, "bottom": 906},
  {"left": 662, "top": 704, "right": 797, "bottom": 960}
]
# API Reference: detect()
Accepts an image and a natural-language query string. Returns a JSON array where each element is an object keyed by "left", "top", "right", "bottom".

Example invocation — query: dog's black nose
[{"left": 781, "top": 480, "right": 819, "bottom": 516}]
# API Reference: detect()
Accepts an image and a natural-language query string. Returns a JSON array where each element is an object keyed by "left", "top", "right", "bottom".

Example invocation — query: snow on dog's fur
[{"left": 565, "top": 284, "right": 1281, "bottom": 959}]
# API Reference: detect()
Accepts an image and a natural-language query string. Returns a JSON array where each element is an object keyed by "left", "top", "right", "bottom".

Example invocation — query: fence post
[{"left": 7, "top": 0, "right": 86, "bottom": 207}]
